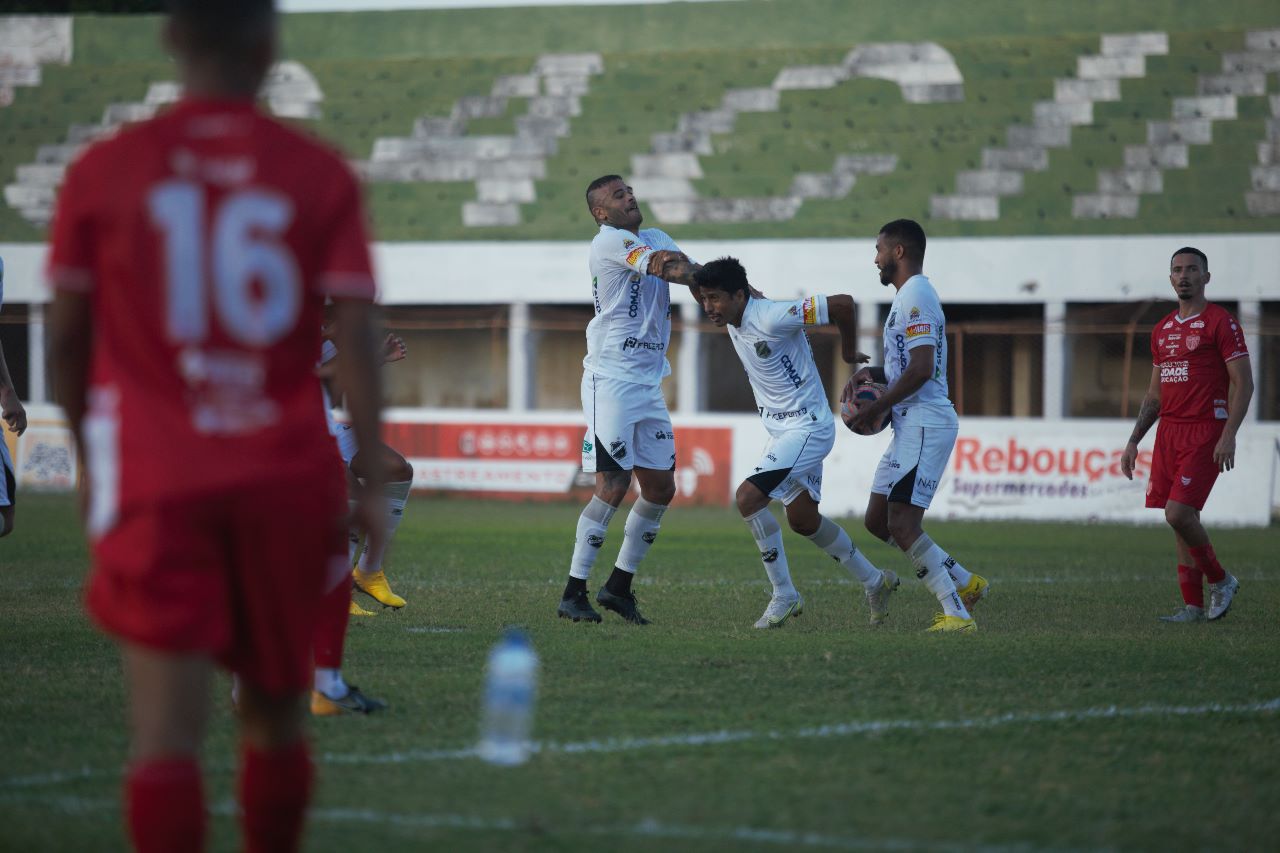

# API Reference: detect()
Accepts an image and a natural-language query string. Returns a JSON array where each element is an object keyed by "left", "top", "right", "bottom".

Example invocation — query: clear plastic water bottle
[{"left": 478, "top": 628, "right": 539, "bottom": 766}]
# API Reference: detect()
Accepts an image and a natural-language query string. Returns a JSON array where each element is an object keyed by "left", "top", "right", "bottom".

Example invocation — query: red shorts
[
  {"left": 85, "top": 468, "right": 347, "bottom": 696},
  {"left": 1146, "top": 420, "right": 1224, "bottom": 511}
]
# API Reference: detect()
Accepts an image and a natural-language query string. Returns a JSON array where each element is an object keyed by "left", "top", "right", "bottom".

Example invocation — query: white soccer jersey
[
  {"left": 727, "top": 295, "right": 832, "bottom": 433},
  {"left": 883, "top": 274, "right": 954, "bottom": 419},
  {"left": 584, "top": 224, "right": 683, "bottom": 385}
]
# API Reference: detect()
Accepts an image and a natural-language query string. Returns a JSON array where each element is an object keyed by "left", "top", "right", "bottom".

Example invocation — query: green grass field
[{"left": 2, "top": 494, "right": 1278, "bottom": 851}]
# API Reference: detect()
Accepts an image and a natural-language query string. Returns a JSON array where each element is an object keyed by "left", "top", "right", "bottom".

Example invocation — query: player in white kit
[
  {"left": 847, "top": 219, "right": 987, "bottom": 632},
  {"left": 558, "top": 175, "right": 701, "bottom": 625},
  {"left": 694, "top": 257, "right": 900, "bottom": 627},
  {"left": 0, "top": 256, "right": 28, "bottom": 537}
]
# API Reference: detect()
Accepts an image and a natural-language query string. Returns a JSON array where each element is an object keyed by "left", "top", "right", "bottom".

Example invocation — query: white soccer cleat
[
  {"left": 865, "top": 569, "right": 900, "bottom": 626},
  {"left": 1207, "top": 574, "right": 1239, "bottom": 621},
  {"left": 1158, "top": 604, "right": 1205, "bottom": 623},
  {"left": 754, "top": 592, "right": 804, "bottom": 629}
]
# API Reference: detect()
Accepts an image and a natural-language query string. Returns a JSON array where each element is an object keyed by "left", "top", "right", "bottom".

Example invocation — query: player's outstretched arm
[
  {"left": 1121, "top": 366, "right": 1161, "bottom": 479},
  {"left": 0, "top": 337, "right": 26, "bottom": 436},
  {"left": 826, "top": 295, "right": 870, "bottom": 365},
  {"left": 1213, "top": 356, "right": 1254, "bottom": 473},
  {"left": 647, "top": 250, "right": 702, "bottom": 287}
]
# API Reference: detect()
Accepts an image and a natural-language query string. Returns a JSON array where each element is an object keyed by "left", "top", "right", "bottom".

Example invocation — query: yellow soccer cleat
[
  {"left": 349, "top": 598, "right": 376, "bottom": 617},
  {"left": 353, "top": 568, "right": 406, "bottom": 609},
  {"left": 957, "top": 574, "right": 989, "bottom": 610},
  {"left": 926, "top": 613, "right": 977, "bottom": 633},
  {"left": 310, "top": 686, "right": 388, "bottom": 717}
]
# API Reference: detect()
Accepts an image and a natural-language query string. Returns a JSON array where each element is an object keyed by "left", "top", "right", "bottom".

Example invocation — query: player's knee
[
  {"left": 735, "top": 481, "right": 768, "bottom": 517},
  {"left": 863, "top": 512, "right": 888, "bottom": 542},
  {"left": 642, "top": 479, "right": 676, "bottom": 506},
  {"left": 1164, "top": 503, "right": 1194, "bottom": 531},
  {"left": 0, "top": 509, "right": 12, "bottom": 538},
  {"left": 786, "top": 513, "right": 819, "bottom": 537},
  {"left": 389, "top": 452, "right": 413, "bottom": 482},
  {"left": 886, "top": 516, "right": 919, "bottom": 548},
  {"left": 596, "top": 471, "right": 632, "bottom": 506}
]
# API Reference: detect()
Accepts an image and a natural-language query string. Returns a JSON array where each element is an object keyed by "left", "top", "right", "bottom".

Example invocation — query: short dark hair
[
  {"left": 693, "top": 256, "right": 750, "bottom": 296},
  {"left": 585, "top": 174, "right": 623, "bottom": 211},
  {"left": 1170, "top": 246, "right": 1208, "bottom": 270},
  {"left": 879, "top": 218, "right": 926, "bottom": 263},
  {"left": 167, "top": 0, "right": 275, "bottom": 55}
]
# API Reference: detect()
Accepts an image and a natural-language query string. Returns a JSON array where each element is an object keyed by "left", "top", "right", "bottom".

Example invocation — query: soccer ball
[{"left": 840, "top": 380, "right": 890, "bottom": 435}]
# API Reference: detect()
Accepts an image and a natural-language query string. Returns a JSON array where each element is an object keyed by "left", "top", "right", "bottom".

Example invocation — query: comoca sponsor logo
[
  {"left": 1160, "top": 361, "right": 1189, "bottom": 383},
  {"left": 587, "top": 534, "right": 604, "bottom": 547},
  {"left": 642, "top": 531, "right": 657, "bottom": 544},
  {"left": 953, "top": 437, "right": 1152, "bottom": 483},
  {"left": 779, "top": 354, "right": 804, "bottom": 389},
  {"left": 628, "top": 277, "right": 641, "bottom": 317},
  {"left": 761, "top": 548, "right": 779, "bottom": 563}
]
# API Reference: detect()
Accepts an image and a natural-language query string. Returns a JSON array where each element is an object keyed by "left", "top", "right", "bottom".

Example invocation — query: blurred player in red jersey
[
  {"left": 1121, "top": 247, "right": 1253, "bottom": 623},
  {"left": 46, "top": 1, "right": 385, "bottom": 850}
]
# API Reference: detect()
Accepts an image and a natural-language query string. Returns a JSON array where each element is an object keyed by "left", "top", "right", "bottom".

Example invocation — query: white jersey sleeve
[{"left": 751, "top": 295, "right": 829, "bottom": 335}]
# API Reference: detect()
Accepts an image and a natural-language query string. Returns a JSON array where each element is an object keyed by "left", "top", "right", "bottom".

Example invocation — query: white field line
[
  {"left": 321, "top": 697, "right": 1280, "bottom": 767},
  {"left": 5, "top": 700, "right": 1277, "bottom": 790},
  {"left": 0, "top": 795, "right": 1091, "bottom": 853}
]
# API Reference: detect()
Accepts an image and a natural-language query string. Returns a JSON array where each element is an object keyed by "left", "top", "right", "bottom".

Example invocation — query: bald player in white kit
[{"left": 556, "top": 175, "right": 701, "bottom": 625}]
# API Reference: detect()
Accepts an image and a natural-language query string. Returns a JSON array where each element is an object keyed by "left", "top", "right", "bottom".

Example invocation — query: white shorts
[
  {"left": 871, "top": 422, "right": 958, "bottom": 509},
  {"left": 334, "top": 422, "right": 359, "bottom": 466},
  {"left": 580, "top": 372, "right": 675, "bottom": 473},
  {"left": 0, "top": 438, "right": 13, "bottom": 507},
  {"left": 745, "top": 424, "right": 833, "bottom": 505}
]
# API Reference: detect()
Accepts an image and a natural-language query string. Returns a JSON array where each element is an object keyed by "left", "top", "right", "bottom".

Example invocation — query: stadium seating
[{"left": 1, "top": 10, "right": 1277, "bottom": 240}]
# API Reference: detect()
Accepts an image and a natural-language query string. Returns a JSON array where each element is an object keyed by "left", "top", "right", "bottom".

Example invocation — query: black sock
[
  {"left": 605, "top": 567, "right": 633, "bottom": 596},
  {"left": 563, "top": 576, "right": 587, "bottom": 600}
]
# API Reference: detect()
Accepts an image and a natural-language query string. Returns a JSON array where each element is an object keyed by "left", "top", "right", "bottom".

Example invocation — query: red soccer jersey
[
  {"left": 1150, "top": 302, "right": 1249, "bottom": 424},
  {"left": 47, "top": 97, "right": 376, "bottom": 509}
]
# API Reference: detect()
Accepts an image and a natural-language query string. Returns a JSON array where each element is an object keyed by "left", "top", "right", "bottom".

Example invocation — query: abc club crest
[{"left": 1186, "top": 335, "right": 1200, "bottom": 350}]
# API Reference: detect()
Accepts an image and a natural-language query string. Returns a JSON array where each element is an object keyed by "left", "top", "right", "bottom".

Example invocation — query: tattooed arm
[{"left": 1121, "top": 366, "right": 1161, "bottom": 480}]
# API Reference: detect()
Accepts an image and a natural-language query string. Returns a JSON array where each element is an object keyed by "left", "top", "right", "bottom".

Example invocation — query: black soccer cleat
[
  {"left": 596, "top": 587, "right": 651, "bottom": 625},
  {"left": 558, "top": 590, "right": 603, "bottom": 623}
]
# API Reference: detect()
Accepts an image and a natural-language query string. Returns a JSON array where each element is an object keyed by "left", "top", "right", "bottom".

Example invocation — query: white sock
[
  {"left": 907, "top": 533, "right": 970, "bottom": 618},
  {"left": 615, "top": 497, "right": 667, "bottom": 573},
  {"left": 944, "top": 556, "right": 973, "bottom": 587},
  {"left": 569, "top": 496, "right": 617, "bottom": 581},
  {"left": 745, "top": 508, "right": 796, "bottom": 598},
  {"left": 357, "top": 480, "right": 411, "bottom": 575},
  {"left": 807, "top": 516, "right": 883, "bottom": 589},
  {"left": 314, "top": 667, "right": 348, "bottom": 700}
]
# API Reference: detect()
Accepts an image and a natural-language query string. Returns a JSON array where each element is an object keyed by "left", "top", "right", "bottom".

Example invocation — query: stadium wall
[{"left": 12, "top": 403, "right": 1280, "bottom": 526}]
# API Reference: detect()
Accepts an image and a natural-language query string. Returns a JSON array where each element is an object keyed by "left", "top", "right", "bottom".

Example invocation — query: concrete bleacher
[
  {"left": 2, "top": 60, "right": 324, "bottom": 226},
  {"left": 933, "top": 31, "right": 1169, "bottom": 222},
  {"left": 1072, "top": 28, "right": 1280, "bottom": 220},
  {"left": 624, "top": 43, "right": 957, "bottom": 224},
  {"left": 1, "top": 7, "right": 1278, "bottom": 241},
  {"left": 357, "top": 53, "right": 603, "bottom": 227}
]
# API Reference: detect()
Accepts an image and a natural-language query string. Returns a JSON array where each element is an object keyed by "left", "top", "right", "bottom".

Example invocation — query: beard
[{"left": 879, "top": 260, "right": 896, "bottom": 285}]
